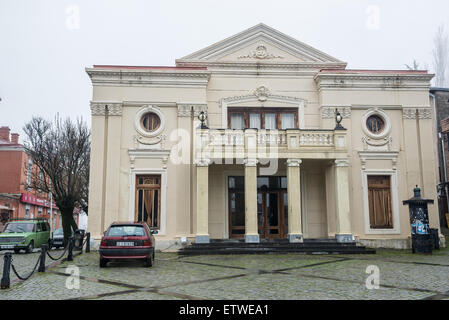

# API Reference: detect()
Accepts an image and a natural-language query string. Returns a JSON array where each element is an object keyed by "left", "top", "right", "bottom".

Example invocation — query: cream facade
[{"left": 86, "top": 24, "right": 444, "bottom": 249}]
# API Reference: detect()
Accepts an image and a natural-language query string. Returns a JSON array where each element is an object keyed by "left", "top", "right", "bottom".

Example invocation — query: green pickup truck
[{"left": 0, "top": 219, "right": 51, "bottom": 253}]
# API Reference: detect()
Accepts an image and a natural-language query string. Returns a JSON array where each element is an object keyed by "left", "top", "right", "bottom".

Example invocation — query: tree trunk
[{"left": 61, "top": 210, "right": 78, "bottom": 246}]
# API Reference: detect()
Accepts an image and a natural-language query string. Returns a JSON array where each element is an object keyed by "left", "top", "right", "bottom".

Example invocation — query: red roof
[{"left": 319, "top": 69, "right": 429, "bottom": 74}]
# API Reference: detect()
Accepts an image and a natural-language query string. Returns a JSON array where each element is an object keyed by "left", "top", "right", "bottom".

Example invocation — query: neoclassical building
[{"left": 87, "top": 24, "right": 443, "bottom": 249}]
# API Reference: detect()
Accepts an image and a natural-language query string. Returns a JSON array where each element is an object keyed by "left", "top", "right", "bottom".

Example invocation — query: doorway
[{"left": 228, "top": 176, "right": 288, "bottom": 239}]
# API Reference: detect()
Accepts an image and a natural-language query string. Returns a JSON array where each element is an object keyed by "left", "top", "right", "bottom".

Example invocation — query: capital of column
[
  {"left": 286, "top": 159, "right": 302, "bottom": 167},
  {"left": 334, "top": 159, "right": 349, "bottom": 167},
  {"left": 195, "top": 158, "right": 211, "bottom": 167},
  {"left": 243, "top": 158, "right": 259, "bottom": 167}
]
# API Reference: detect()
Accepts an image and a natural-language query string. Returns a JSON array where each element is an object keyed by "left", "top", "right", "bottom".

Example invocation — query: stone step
[{"left": 178, "top": 247, "right": 376, "bottom": 255}]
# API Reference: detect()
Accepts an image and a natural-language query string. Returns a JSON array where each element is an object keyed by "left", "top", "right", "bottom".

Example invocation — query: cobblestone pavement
[{"left": 1, "top": 245, "right": 449, "bottom": 300}]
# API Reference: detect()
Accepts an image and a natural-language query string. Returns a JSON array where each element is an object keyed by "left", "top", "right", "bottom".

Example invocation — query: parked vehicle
[
  {"left": 0, "top": 219, "right": 51, "bottom": 253},
  {"left": 50, "top": 228, "right": 74, "bottom": 249},
  {"left": 99, "top": 221, "right": 157, "bottom": 268}
]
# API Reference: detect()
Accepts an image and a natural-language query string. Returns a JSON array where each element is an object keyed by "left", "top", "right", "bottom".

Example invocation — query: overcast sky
[{"left": 1, "top": 0, "right": 448, "bottom": 141}]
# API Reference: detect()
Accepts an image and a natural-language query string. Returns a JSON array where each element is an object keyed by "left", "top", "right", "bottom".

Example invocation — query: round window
[
  {"left": 141, "top": 113, "right": 161, "bottom": 132},
  {"left": 366, "top": 115, "right": 385, "bottom": 135}
]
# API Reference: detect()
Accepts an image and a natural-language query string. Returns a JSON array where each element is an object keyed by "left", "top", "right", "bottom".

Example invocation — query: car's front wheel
[
  {"left": 26, "top": 241, "right": 34, "bottom": 254},
  {"left": 99, "top": 258, "right": 108, "bottom": 268}
]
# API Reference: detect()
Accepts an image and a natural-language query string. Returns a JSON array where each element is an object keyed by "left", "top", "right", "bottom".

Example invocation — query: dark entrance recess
[{"left": 228, "top": 176, "right": 288, "bottom": 239}]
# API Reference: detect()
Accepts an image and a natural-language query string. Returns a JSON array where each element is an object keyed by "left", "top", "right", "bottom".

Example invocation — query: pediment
[{"left": 176, "top": 23, "right": 346, "bottom": 67}]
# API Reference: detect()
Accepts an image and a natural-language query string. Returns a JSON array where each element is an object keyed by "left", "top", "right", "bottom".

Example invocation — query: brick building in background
[{"left": 0, "top": 126, "right": 79, "bottom": 231}]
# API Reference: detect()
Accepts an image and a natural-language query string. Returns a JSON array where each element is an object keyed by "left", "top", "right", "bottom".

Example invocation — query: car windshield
[
  {"left": 3, "top": 223, "right": 35, "bottom": 233},
  {"left": 107, "top": 225, "right": 145, "bottom": 237},
  {"left": 53, "top": 228, "right": 64, "bottom": 236}
]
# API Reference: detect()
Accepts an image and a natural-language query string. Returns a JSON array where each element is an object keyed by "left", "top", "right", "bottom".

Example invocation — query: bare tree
[
  {"left": 433, "top": 24, "right": 449, "bottom": 87},
  {"left": 405, "top": 59, "right": 420, "bottom": 70},
  {"left": 23, "top": 116, "right": 90, "bottom": 244}
]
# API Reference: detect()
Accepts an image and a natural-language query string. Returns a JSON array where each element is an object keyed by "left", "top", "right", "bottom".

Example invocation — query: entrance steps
[{"left": 178, "top": 239, "right": 376, "bottom": 255}]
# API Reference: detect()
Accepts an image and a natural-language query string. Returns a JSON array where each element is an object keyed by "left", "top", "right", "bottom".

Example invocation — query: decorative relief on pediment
[
  {"left": 321, "top": 107, "right": 351, "bottom": 119},
  {"left": 237, "top": 45, "right": 284, "bottom": 60},
  {"left": 253, "top": 86, "right": 270, "bottom": 102}
]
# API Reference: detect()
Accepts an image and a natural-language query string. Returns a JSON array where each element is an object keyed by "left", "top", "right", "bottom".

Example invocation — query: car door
[{"left": 34, "top": 223, "right": 43, "bottom": 246}]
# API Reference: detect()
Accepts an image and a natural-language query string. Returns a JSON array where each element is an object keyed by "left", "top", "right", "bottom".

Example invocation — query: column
[
  {"left": 334, "top": 159, "right": 354, "bottom": 242},
  {"left": 287, "top": 159, "right": 303, "bottom": 243},
  {"left": 195, "top": 159, "right": 210, "bottom": 243},
  {"left": 244, "top": 158, "right": 259, "bottom": 243}
]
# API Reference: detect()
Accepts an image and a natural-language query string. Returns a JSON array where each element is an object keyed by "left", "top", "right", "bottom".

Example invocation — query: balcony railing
[{"left": 195, "top": 128, "right": 347, "bottom": 160}]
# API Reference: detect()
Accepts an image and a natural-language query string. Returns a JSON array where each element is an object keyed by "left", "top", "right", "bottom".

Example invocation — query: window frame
[
  {"left": 361, "top": 169, "right": 400, "bottom": 235},
  {"left": 135, "top": 175, "right": 162, "bottom": 230},
  {"left": 227, "top": 108, "right": 298, "bottom": 130}
]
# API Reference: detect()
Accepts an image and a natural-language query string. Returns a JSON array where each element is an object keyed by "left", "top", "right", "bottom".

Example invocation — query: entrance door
[
  {"left": 257, "top": 191, "right": 286, "bottom": 239},
  {"left": 229, "top": 176, "right": 287, "bottom": 239}
]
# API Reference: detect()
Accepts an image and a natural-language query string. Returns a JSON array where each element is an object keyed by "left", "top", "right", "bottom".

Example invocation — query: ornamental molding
[
  {"left": 358, "top": 151, "right": 399, "bottom": 171},
  {"left": 253, "top": 86, "right": 270, "bottom": 102},
  {"left": 194, "top": 158, "right": 212, "bottom": 167},
  {"left": 221, "top": 88, "right": 305, "bottom": 105},
  {"left": 177, "top": 103, "right": 208, "bottom": 117},
  {"left": 321, "top": 107, "right": 351, "bottom": 119},
  {"left": 243, "top": 158, "right": 259, "bottom": 167},
  {"left": 402, "top": 107, "right": 432, "bottom": 119},
  {"left": 134, "top": 105, "right": 165, "bottom": 138},
  {"left": 286, "top": 159, "right": 302, "bottom": 167},
  {"left": 237, "top": 45, "right": 284, "bottom": 60},
  {"left": 418, "top": 108, "right": 432, "bottom": 119},
  {"left": 90, "top": 101, "right": 123, "bottom": 116},
  {"left": 362, "top": 136, "right": 393, "bottom": 151},
  {"left": 86, "top": 68, "right": 210, "bottom": 88},
  {"left": 361, "top": 108, "right": 391, "bottom": 140},
  {"left": 334, "top": 159, "right": 350, "bottom": 167}
]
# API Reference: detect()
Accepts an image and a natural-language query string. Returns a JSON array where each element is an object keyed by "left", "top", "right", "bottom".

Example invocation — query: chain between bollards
[{"left": 1, "top": 252, "right": 12, "bottom": 289}]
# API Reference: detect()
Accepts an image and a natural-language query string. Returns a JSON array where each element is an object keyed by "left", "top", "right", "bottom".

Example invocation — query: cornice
[
  {"left": 86, "top": 68, "right": 210, "bottom": 87},
  {"left": 314, "top": 72, "right": 434, "bottom": 91}
]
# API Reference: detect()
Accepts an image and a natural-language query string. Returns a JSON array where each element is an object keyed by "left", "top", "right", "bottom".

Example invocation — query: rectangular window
[
  {"left": 249, "top": 113, "right": 261, "bottom": 129},
  {"left": 230, "top": 113, "right": 245, "bottom": 129},
  {"left": 264, "top": 113, "right": 276, "bottom": 129},
  {"left": 135, "top": 175, "right": 161, "bottom": 229},
  {"left": 281, "top": 113, "right": 295, "bottom": 129},
  {"left": 368, "top": 175, "right": 393, "bottom": 229},
  {"left": 228, "top": 108, "right": 298, "bottom": 130}
]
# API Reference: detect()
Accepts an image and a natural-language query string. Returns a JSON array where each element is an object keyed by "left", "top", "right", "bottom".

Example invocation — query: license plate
[
  {"left": 116, "top": 242, "right": 134, "bottom": 246},
  {"left": 1, "top": 245, "right": 14, "bottom": 249}
]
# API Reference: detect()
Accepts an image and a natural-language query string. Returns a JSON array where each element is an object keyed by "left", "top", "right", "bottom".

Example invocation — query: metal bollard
[
  {"left": 38, "top": 244, "right": 47, "bottom": 272},
  {"left": 67, "top": 237, "right": 73, "bottom": 262},
  {"left": 1, "top": 253, "right": 12, "bottom": 289},
  {"left": 86, "top": 232, "right": 91, "bottom": 253}
]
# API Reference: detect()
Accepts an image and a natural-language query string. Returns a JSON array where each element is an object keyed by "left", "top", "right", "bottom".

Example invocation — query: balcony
[{"left": 195, "top": 128, "right": 348, "bottom": 161}]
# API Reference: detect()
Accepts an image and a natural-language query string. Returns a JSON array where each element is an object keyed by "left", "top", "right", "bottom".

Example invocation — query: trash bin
[
  {"left": 403, "top": 186, "right": 434, "bottom": 254},
  {"left": 74, "top": 229, "right": 85, "bottom": 251}
]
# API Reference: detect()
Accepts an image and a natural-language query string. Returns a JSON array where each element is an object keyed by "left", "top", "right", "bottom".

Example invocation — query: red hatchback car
[{"left": 99, "top": 222, "right": 157, "bottom": 268}]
